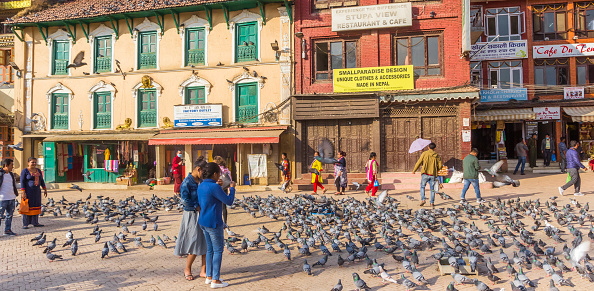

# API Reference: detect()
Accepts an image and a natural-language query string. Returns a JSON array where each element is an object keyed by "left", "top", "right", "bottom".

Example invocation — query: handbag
[
  {"left": 19, "top": 198, "right": 29, "bottom": 214},
  {"left": 551, "top": 153, "right": 557, "bottom": 162},
  {"left": 373, "top": 179, "right": 379, "bottom": 187},
  {"left": 566, "top": 173, "right": 571, "bottom": 183}
]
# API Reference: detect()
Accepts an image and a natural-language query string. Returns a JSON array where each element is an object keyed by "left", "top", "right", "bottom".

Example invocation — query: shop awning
[
  {"left": 564, "top": 106, "right": 594, "bottom": 122},
  {"left": 43, "top": 132, "right": 156, "bottom": 142},
  {"left": 148, "top": 128, "right": 286, "bottom": 145},
  {"left": 474, "top": 108, "right": 536, "bottom": 121}
]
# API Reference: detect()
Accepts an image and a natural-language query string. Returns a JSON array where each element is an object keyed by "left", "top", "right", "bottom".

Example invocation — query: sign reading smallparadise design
[
  {"left": 480, "top": 88, "right": 528, "bottom": 102},
  {"left": 173, "top": 104, "right": 222, "bottom": 128},
  {"left": 331, "top": 3, "right": 412, "bottom": 32},
  {"left": 534, "top": 107, "right": 561, "bottom": 120},
  {"left": 533, "top": 43, "right": 594, "bottom": 58},
  {"left": 333, "top": 65, "right": 414, "bottom": 93},
  {"left": 471, "top": 40, "right": 528, "bottom": 60}
]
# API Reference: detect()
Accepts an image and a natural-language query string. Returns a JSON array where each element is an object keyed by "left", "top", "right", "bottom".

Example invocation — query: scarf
[{"left": 30, "top": 168, "right": 40, "bottom": 186}]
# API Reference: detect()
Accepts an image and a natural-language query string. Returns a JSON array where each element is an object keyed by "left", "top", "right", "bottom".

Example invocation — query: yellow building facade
[{"left": 9, "top": 0, "right": 294, "bottom": 187}]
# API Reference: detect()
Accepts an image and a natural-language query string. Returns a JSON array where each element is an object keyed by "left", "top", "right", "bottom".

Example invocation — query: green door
[
  {"left": 51, "top": 93, "right": 69, "bottom": 129},
  {"left": 53, "top": 40, "right": 69, "bottom": 75},
  {"left": 236, "top": 82, "right": 258, "bottom": 123},
  {"left": 95, "top": 36, "right": 112, "bottom": 72},
  {"left": 43, "top": 142, "right": 56, "bottom": 183},
  {"left": 186, "top": 28, "right": 205, "bottom": 66},
  {"left": 94, "top": 92, "right": 111, "bottom": 129},
  {"left": 138, "top": 89, "right": 157, "bottom": 127},
  {"left": 236, "top": 22, "right": 257, "bottom": 62}
]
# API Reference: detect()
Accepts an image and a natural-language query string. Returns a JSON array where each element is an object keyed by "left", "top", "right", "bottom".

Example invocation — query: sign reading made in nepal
[
  {"left": 534, "top": 107, "right": 561, "bottom": 120},
  {"left": 533, "top": 43, "right": 594, "bottom": 58},
  {"left": 173, "top": 104, "right": 222, "bottom": 128},
  {"left": 333, "top": 65, "right": 414, "bottom": 93},
  {"left": 471, "top": 40, "right": 528, "bottom": 60},
  {"left": 480, "top": 88, "right": 528, "bottom": 102},
  {"left": 332, "top": 3, "right": 412, "bottom": 32},
  {"left": 564, "top": 87, "right": 585, "bottom": 100}
]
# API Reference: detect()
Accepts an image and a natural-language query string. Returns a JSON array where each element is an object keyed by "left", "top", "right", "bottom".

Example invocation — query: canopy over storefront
[
  {"left": 474, "top": 108, "right": 536, "bottom": 121},
  {"left": 149, "top": 126, "right": 286, "bottom": 145},
  {"left": 564, "top": 106, "right": 594, "bottom": 122},
  {"left": 41, "top": 132, "right": 156, "bottom": 142}
]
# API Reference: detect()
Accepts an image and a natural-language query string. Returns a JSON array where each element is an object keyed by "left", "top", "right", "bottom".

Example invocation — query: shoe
[
  {"left": 4, "top": 230, "right": 16, "bottom": 236},
  {"left": 477, "top": 198, "right": 486, "bottom": 204},
  {"left": 521, "top": 173, "right": 526, "bottom": 175},
  {"left": 558, "top": 187, "right": 564, "bottom": 196},
  {"left": 513, "top": 172, "right": 517, "bottom": 175},
  {"left": 211, "top": 282, "right": 229, "bottom": 288},
  {"left": 419, "top": 201, "right": 426, "bottom": 207},
  {"left": 430, "top": 203, "right": 434, "bottom": 208},
  {"left": 33, "top": 224, "right": 44, "bottom": 227},
  {"left": 459, "top": 199, "right": 467, "bottom": 204},
  {"left": 22, "top": 226, "right": 28, "bottom": 229},
  {"left": 205, "top": 278, "right": 212, "bottom": 284},
  {"left": 574, "top": 192, "right": 584, "bottom": 196}
]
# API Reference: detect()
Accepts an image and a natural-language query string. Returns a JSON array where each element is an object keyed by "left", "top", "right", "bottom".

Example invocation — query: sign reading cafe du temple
[
  {"left": 533, "top": 43, "right": 594, "bottom": 58},
  {"left": 173, "top": 104, "right": 223, "bottom": 128},
  {"left": 333, "top": 65, "right": 414, "bottom": 93},
  {"left": 332, "top": 3, "right": 412, "bottom": 32}
]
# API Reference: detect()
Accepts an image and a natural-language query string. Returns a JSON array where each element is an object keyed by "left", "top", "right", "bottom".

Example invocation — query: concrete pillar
[
  {"left": 155, "top": 145, "right": 163, "bottom": 179},
  {"left": 184, "top": 144, "right": 192, "bottom": 175}
]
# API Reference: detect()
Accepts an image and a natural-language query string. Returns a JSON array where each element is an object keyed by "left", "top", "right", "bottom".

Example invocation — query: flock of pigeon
[{"left": 20, "top": 187, "right": 594, "bottom": 290}]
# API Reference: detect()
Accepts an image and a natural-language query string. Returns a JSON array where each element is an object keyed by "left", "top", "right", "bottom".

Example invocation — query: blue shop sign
[
  {"left": 480, "top": 88, "right": 528, "bottom": 102},
  {"left": 173, "top": 104, "right": 223, "bottom": 127}
]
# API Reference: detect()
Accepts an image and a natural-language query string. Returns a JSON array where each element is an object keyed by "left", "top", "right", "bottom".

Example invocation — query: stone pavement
[{"left": 1, "top": 171, "right": 594, "bottom": 291}]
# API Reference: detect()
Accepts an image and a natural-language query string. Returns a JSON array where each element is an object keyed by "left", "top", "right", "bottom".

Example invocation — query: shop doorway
[
  {"left": 537, "top": 121, "right": 556, "bottom": 158},
  {"left": 567, "top": 122, "right": 580, "bottom": 142},
  {"left": 472, "top": 123, "right": 496, "bottom": 160},
  {"left": 504, "top": 122, "right": 524, "bottom": 159}
]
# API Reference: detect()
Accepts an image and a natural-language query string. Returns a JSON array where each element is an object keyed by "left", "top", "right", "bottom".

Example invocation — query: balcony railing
[
  {"left": 95, "top": 112, "right": 111, "bottom": 129},
  {"left": 95, "top": 57, "right": 111, "bottom": 72},
  {"left": 236, "top": 44, "right": 257, "bottom": 62},
  {"left": 53, "top": 114, "right": 68, "bottom": 129},
  {"left": 53, "top": 59, "right": 68, "bottom": 75},
  {"left": 139, "top": 52, "right": 156, "bottom": 69},
  {"left": 237, "top": 105, "right": 258, "bottom": 123},
  {"left": 139, "top": 111, "right": 156, "bottom": 127},
  {"left": 187, "top": 49, "right": 205, "bottom": 66}
]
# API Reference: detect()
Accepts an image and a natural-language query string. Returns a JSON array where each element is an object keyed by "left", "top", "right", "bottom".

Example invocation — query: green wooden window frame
[
  {"left": 138, "top": 31, "right": 157, "bottom": 69},
  {"left": 235, "top": 22, "right": 258, "bottom": 63},
  {"left": 94, "top": 92, "right": 111, "bottom": 129},
  {"left": 235, "top": 82, "right": 258, "bottom": 123},
  {"left": 51, "top": 93, "right": 69, "bottom": 129},
  {"left": 186, "top": 28, "right": 205, "bottom": 66},
  {"left": 95, "top": 36, "right": 112, "bottom": 73},
  {"left": 185, "top": 86, "right": 206, "bottom": 105},
  {"left": 138, "top": 89, "right": 157, "bottom": 128},
  {"left": 52, "top": 40, "right": 69, "bottom": 75}
]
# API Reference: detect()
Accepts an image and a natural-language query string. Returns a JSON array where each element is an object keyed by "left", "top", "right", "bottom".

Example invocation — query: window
[
  {"left": 186, "top": 28, "right": 205, "bottom": 66},
  {"left": 51, "top": 93, "right": 68, "bottom": 129},
  {"left": 534, "top": 58, "right": 569, "bottom": 86},
  {"left": 575, "top": 2, "right": 594, "bottom": 38},
  {"left": 94, "top": 92, "right": 111, "bottom": 129},
  {"left": 236, "top": 22, "right": 258, "bottom": 63},
  {"left": 470, "top": 62, "right": 482, "bottom": 86},
  {"left": 52, "top": 40, "right": 69, "bottom": 75},
  {"left": 488, "top": 61, "right": 523, "bottom": 88},
  {"left": 138, "top": 32, "right": 157, "bottom": 69},
  {"left": 138, "top": 89, "right": 157, "bottom": 127},
  {"left": 185, "top": 87, "right": 205, "bottom": 105},
  {"left": 577, "top": 57, "right": 594, "bottom": 92},
  {"left": 0, "top": 49, "right": 12, "bottom": 83},
  {"left": 533, "top": 4, "right": 567, "bottom": 41},
  {"left": 95, "top": 36, "right": 112, "bottom": 73},
  {"left": 236, "top": 83, "right": 258, "bottom": 123},
  {"left": 315, "top": 40, "right": 357, "bottom": 80},
  {"left": 395, "top": 34, "right": 442, "bottom": 77},
  {"left": 314, "top": 0, "right": 358, "bottom": 10},
  {"left": 485, "top": 7, "right": 524, "bottom": 41}
]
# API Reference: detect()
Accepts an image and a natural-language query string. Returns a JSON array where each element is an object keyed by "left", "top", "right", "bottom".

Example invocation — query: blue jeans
[
  {"left": 514, "top": 156, "right": 526, "bottom": 174},
  {"left": 200, "top": 224, "right": 225, "bottom": 280},
  {"left": 461, "top": 179, "right": 481, "bottom": 200},
  {"left": 0, "top": 199, "right": 16, "bottom": 232},
  {"left": 420, "top": 174, "right": 436, "bottom": 203}
]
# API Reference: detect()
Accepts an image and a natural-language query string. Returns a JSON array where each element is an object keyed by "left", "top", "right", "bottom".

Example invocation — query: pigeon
[
  {"left": 32, "top": 235, "right": 46, "bottom": 246},
  {"left": 46, "top": 251, "right": 62, "bottom": 262},
  {"left": 400, "top": 274, "right": 417, "bottom": 290},
  {"left": 378, "top": 266, "right": 397, "bottom": 284},
  {"left": 412, "top": 266, "right": 429, "bottom": 284},
  {"left": 312, "top": 255, "right": 328, "bottom": 267},
  {"left": 352, "top": 273, "right": 370, "bottom": 291},
  {"left": 8, "top": 142, "right": 23, "bottom": 151},
  {"left": 331, "top": 279, "right": 343, "bottom": 291},
  {"left": 69, "top": 184, "right": 83, "bottom": 192},
  {"left": 65, "top": 230, "right": 73, "bottom": 240},
  {"left": 149, "top": 235, "right": 156, "bottom": 246},
  {"left": 452, "top": 272, "right": 473, "bottom": 285},
  {"left": 101, "top": 242, "right": 109, "bottom": 258},
  {"left": 71, "top": 239, "right": 78, "bottom": 256},
  {"left": 157, "top": 236, "right": 167, "bottom": 248},
  {"left": 549, "top": 279, "right": 560, "bottom": 291},
  {"left": 283, "top": 245, "right": 291, "bottom": 260},
  {"left": 303, "top": 259, "right": 312, "bottom": 275},
  {"left": 487, "top": 271, "right": 500, "bottom": 285},
  {"left": 62, "top": 237, "right": 74, "bottom": 247},
  {"left": 446, "top": 281, "right": 459, "bottom": 291},
  {"left": 377, "top": 190, "right": 388, "bottom": 204},
  {"left": 83, "top": 170, "right": 95, "bottom": 180},
  {"left": 474, "top": 280, "right": 492, "bottom": 291},
  {"left": 30, "top": 232, "right": 44, "bottom": 242},
  {"left": 352, "top": 182, "right": 361, "bottom": 191},
  {"left": 551, "top": 272, "right": 571, "bottom": 286},
  {"left": 66, "top": 51, "right": 87, "bottom": 69}
]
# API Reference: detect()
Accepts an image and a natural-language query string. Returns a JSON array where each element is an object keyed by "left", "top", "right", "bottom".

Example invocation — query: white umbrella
[{"left": 408, "top": 138, "right": 432, "bottom": 154}]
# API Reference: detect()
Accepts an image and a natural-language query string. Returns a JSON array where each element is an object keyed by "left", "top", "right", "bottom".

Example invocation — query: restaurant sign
[
  {"left": 332, "top": 3, "right": 412, "bottom": 32},
  {"left": 173, "top": 104, "right": 222, "bottom": 127},
  {"left": 480, "top": 88, "right": 528, "bottom": 102},
  {"left": 564, "top": 87, "right": 585, "bottom": 99},
  {"left": 533, "top": 43, "right": 594, "bottom": 58},
  {"left": 471, "top": 40, "right": 528, "bottom": 60},
  {"left": 333, "top": 65, "right": 414, "bottom": 93},
  {"left": 534, "top": 107, "right": 561, "bottom": 120}
]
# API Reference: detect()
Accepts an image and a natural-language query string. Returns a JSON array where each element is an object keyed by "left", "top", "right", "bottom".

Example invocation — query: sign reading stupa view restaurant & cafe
[{"left": 332, "top": 3, "right": 412, "bottom": 32}]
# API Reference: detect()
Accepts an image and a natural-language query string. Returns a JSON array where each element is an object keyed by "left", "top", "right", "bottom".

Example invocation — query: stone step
[{"left": 295, "top": 181, "right": 493, "bottom": 191}]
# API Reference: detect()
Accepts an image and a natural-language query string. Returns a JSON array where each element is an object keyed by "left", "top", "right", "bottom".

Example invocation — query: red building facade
[{"left": 292, "top": 0, "right": 477, "bottom": 179}]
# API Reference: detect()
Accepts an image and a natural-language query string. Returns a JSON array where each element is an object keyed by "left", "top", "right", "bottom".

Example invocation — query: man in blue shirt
[
  {"left": 559, "top": 140, "right": 588, "bottom": 196},
  {"left": 558, "top": 137, "right": 568, "bottom": 173}
]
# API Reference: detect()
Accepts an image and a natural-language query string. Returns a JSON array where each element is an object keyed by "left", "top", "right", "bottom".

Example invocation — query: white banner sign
[
  {"left": 471, "top": 40, "right": 528, "bottom": 60},
  {"left": 533, "top": 43, "right": 594, "bottom": 58},
  {"left": 564, "top": 87, "right": 585, "bottom": 99},
  {"left": 461, "top": 0, "right": 471, "bottom": 53},
  {"left": 332, "top": 3, "right": 412, "bottom": 32},
  {"left": 173, "top": 104, "right": 222, "bottom": 128},
  {"left": 248, "top": 154, "right": 267, "bottom": 178},
  {"left": 534, "top": 107, "right": 561, "bottom": 120}
]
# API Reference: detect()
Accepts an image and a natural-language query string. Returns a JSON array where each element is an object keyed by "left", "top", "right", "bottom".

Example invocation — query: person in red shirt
[{"left": 172, "top": 150, "right": 184, "bottom": 195}]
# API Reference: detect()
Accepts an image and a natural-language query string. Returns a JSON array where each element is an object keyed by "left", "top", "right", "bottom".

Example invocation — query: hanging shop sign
[
  {"left": 332, "top": 3, "right": 412, "bottom": 32},
  {"left": 533, "top": 43, "right": 594, "bottom": 59},
  {"left": 564, "top": 87, "right": 585, "bottom": 100},
  {"left": 471, "top": 40, "right": 528, "bottom": 60},
  {"left": 480, "top": 88, "right": 528, "bottom": 102},
  {"left": 173, "top": 104, "right": 222, "bottom": 128},
  {"left": 333, "top": 65, "right": 414, "bottom": 93},
  {"left": 534, "top": 107, "right": 561, "bottom": 120}
]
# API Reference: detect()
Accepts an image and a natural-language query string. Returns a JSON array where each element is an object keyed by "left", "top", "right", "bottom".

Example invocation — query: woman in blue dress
[{"left": 20, "top": 157, "right": 47, "bottom": 228}]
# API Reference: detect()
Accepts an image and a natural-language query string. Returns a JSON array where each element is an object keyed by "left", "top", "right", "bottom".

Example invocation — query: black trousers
[{"left": 543, "top": 150, "right": 553, "bottom": 166}]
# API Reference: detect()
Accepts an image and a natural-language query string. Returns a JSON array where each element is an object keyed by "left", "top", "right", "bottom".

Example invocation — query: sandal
[
  {"left": 184, "top": 274, "right": 194, "bottom": 281},
  {"left": 334, "top": 192, "right": 341, "bottom": 195}
]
